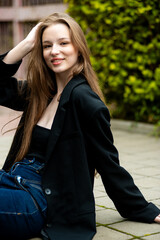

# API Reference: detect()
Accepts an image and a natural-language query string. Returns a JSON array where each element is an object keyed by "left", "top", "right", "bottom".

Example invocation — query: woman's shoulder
[
  {"left": 71, "top": 80, "right": 107, "bottom": 117},
  {"left": 72, "top": 80, "right": 105, "bottom": 104}
]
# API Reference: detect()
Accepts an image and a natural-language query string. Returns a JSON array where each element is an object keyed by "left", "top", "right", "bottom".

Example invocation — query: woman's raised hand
[
  {"left": 3, "top": 22, "right": 42, "bottom": 64},
  {"left": 24, "top": 22, "right": 42, "bottom": 51}
]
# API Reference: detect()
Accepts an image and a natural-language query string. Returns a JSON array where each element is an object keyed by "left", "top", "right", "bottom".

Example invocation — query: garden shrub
[{"left": 64, "top": 0, "right": 160, "bottom": 124}]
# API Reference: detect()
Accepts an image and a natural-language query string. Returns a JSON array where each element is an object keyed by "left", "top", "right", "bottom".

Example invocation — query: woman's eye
[
  {"left": 60, "top": 42, "right": 69, "bottom": 46},
  {"left": 43, "top": 45, "right": 51, "bottom": 49}
]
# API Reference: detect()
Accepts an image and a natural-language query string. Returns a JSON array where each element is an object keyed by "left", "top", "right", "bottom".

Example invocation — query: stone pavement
[{"left": 0, "top": 108, "right": 160, "bottom": 240}]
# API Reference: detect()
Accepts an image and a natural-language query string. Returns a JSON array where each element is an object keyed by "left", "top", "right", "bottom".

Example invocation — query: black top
[{"left": 26, "top": 125, "right": 50, "bottom": 162}]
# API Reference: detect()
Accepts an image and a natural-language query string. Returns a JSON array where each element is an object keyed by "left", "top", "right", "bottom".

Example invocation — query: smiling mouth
[{"left": 51, "top": 59, "right": 64, "bottom": 65}]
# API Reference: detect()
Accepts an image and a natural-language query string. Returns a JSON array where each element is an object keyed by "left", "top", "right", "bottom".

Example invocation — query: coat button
[
  {"left": 46, "top": 223, "right": 52, "bottom": 228},
  {"left": 45, "top": 188, "right": 51, "bottom": 195}
]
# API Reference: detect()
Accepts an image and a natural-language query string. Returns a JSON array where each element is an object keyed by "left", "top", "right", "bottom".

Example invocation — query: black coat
[{"left": 0, "top": 55, "right": 160, "bottom": 240}]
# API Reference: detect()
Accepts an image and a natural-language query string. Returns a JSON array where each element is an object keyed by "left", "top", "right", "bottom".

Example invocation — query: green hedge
[{"left": 65, "top": 0, "right": 160, "bottom": 125}]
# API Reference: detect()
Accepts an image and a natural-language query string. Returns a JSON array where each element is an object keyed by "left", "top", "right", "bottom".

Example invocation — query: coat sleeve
[
  {"left": 71, "top": 82, "right": 160, "bottom": 223},
  {"left": 0, "top": 52, "right": 27, "bottom": 111},
  {"left": 83, "top": 100, "right": 160, "bottom": 223}
]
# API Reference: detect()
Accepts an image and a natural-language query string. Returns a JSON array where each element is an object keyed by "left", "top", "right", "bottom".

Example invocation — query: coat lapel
[{"left": 45, "top": 74, "right": 86, "bottom": 163}]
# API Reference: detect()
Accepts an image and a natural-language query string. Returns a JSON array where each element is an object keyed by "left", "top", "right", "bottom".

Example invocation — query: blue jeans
[{"left": 0, "top": 158, "right": 47, "bottom": 239}]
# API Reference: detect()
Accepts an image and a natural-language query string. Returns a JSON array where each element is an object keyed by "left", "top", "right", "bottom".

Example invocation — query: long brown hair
[{"left": 14, "top": 12, "right": 105, "bottom": 163}]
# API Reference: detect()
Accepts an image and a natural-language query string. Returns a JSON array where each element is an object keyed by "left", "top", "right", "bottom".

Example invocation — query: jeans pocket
[{"left": 15, "top": 175, "right": 40, "bottom": 211}]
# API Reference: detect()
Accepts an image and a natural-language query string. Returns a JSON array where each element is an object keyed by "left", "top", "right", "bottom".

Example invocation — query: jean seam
[
  {"left": 0, "top": 171, "right": 5, "bottom": 181},
  {"left": 0, "top": 209, "right": 39, "bottom": 215}
]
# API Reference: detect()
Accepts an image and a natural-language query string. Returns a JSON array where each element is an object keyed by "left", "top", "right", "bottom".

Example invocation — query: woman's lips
[{"left": 51, "top": 58, "right": 64, "bottom": 65}]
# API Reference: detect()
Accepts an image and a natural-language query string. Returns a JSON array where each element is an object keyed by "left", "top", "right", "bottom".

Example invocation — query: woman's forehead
[{"left": 42, "top": 23, "right": 70, "bottom": 41}]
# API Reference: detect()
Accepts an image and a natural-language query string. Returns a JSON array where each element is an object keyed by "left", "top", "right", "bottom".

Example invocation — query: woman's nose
[{"left": 51, "top": 44, "right": 60, "bottom": 55}]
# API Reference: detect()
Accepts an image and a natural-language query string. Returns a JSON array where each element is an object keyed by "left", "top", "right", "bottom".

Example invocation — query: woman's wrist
[{"left": 20, "top": 38, "right": 35, "bottom": 54}]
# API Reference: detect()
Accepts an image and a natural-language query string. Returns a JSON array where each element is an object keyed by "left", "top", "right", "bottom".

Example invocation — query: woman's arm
[
  {"left": 0, "top": 23, "right": 41, "bottom": 110},
  {"left": 3, "top": 23, "right": 41, "bottom": 64},
  {"left": 75, "top": 88, "right": 160, "bottom": 223},
  {"left": 88, "top": 108, "right": 160, "bottom": 223}
]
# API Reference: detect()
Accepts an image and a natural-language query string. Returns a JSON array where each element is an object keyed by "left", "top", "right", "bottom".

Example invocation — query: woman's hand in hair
[
  {"left": 25, "top": 22, "right": 42, "bottom": 51},
  {"left": 3, "top": 22, "right": 42, "bottom": 64}
]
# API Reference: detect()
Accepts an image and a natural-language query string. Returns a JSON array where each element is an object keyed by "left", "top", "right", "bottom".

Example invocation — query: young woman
[{"left": 0, "top": 12, "right": 160, "bottom": 240}]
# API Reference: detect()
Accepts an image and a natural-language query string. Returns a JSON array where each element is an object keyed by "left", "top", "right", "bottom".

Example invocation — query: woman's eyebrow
[
  {"left": 58, "top": 37, "right": 70, "bottom": 40},
  {"left": 43, "top": 38, "right": 70, "bottom": 43},
  {"left": 42, "top": 40, "right": 52, "bottom": 44}
]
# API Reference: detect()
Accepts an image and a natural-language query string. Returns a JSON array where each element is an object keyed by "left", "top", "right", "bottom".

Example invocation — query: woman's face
[{"left": 42, "top": 23, "right": 79, "bottom": 80}]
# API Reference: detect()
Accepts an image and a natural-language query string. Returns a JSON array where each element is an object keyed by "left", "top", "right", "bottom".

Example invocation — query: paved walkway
[{"left": 0, "top": 108, "right": 160, "bottom": 240}]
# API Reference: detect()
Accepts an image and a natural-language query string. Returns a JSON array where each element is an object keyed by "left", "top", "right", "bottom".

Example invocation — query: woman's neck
[{"left": 55, "top": 72, "right": 72, "bottom": 95}]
